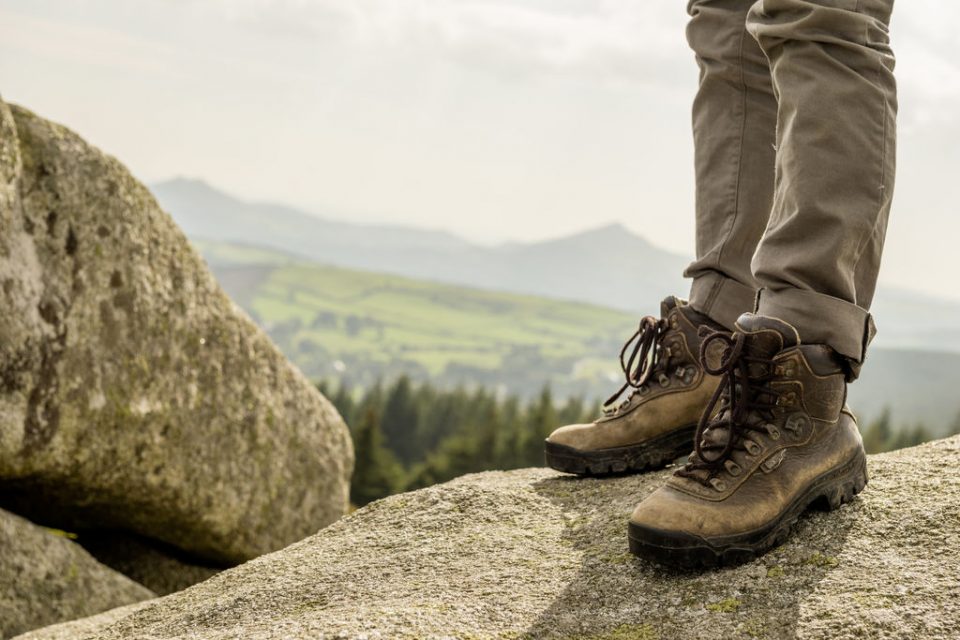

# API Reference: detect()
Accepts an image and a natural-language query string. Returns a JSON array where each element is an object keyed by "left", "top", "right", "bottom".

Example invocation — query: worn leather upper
[
  {"left": 547, "top": 297, "right": 726, "bottom": 451},
  {"left": 630, "top": 313, "right": 864, "bottom": 539}
]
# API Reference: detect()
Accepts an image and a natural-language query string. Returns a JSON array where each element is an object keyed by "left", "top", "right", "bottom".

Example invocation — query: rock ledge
[{"left": 19, "top": 437, "right": 960, "bottom": 640}]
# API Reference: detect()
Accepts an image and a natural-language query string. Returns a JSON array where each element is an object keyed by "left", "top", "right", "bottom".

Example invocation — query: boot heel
[{"left": 819, "top": 451, "right": 868, "bottom": 512}]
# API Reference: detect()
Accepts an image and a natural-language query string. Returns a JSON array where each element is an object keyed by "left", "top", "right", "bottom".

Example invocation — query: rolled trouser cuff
[
  {"left": 754, "top": 287, "right": 877, "bottom": 373},
  {"left": 689, "top": 271, "right": 757, "bottom": 331}
]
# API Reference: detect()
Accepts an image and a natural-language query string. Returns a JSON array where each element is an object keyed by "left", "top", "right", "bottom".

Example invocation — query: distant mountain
[
  {"left": 151, "top": 178, "right": 689, "bottom": 314},
  {"left": 151, "top": 177, "right": 472, "bottom": 253},
  {"left": 152, "top": 178, "right": 960, "bottom": 353}
]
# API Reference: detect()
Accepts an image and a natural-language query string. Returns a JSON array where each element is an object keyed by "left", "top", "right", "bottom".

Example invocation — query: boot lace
[
  {"left": 602, "top": 315, "right": 669, "bottom": 411},
  {"left": 675, "top": 328, "right": 781, "bottom": 486}
]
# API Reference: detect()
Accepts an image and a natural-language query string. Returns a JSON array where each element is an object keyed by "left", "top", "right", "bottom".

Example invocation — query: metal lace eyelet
[
  {"left": 761, "top": 449, "right": 786, "bottom": 473},
  {"left": 784, "top": 413, "right": 809, "bottom": 435},
  {"left": 658, "top": 373, "right": 670, "bottom": 387},
  {"left": 745, "top": 440, "right": 761, "bottom": 456},
  {"left": 638, "top": 385, "right": 649, "bottom": 395},
  {"left": 710, "top": 477, "right": 728, "bottom": 492},
  {"left": 724, "top": 460, "right": 742, "bottom": 477},
  {"left": 766, "top": 424, "right": 781, "bottom": 440},
  {"left": 777, "top": 392, "right": 796, "bottom": 408}
]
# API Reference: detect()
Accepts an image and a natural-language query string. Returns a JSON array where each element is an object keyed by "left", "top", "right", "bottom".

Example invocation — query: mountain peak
[
  {"left": 524, "top": 221, "right": 664, "bottom": 255},
  {"left": 152, "top": 177, "right": 242, "bottom": 204},
  {"left": 153, "top": 176, "right": 217, "bottom": 192},
  {"left": 562, "top": 222, "right": 634, "bottom": 241}
]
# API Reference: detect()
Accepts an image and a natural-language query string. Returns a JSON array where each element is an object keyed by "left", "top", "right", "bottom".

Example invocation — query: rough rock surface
[
  {"left": 18, "top": 436, "right": 960, "bottom": 640},
  {"left": 0, "top": 97, "right": 353, "bottom": 564},
  {"left": 0, "top": 508, "right": 154, "bottom": 640},
  {"left": 79, "top": 531, "right": 220, "bottom": 596}
]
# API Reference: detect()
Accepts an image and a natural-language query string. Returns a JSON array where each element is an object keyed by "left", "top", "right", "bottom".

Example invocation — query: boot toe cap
[
  {"left": 630, "top": 486, "right": 714, "bottom": 541},
  {"left": 545, "top": 423, "right": 594, "bottom": 450}
]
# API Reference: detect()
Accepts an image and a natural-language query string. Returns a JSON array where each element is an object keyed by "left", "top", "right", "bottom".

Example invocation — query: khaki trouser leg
[
  {"left": 747, "top": 0, "right": 897, "bottom": 370},
  {"left": 684, "top": 0, "right": 778, "bottom": 330}
]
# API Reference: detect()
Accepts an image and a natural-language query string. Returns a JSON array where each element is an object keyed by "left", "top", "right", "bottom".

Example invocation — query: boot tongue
[
  {"left": 733, "top": 313, "right": 800, "bottom": 360},
  {"left": 682, "top": 314, "right": 798, "bottom": 478},
  {"left": 660, "top": 295, "right": 681, "bottom": 317}
]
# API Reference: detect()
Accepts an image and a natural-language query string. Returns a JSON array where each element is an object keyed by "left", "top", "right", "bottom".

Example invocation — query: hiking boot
[
  {"left": 544, "top": 296, "right": 728, "bottom": 475},
  {"left": 628, "top": 313, "right": 868, "bottom": 568}
]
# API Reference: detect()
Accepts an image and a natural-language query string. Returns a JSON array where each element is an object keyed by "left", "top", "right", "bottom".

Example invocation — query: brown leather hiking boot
[
  {"left": 544, "top": 296, "right": 728, "bottom": 475},
  {"left": 628, "top": 313, "right": 868, "bottom": 568}
]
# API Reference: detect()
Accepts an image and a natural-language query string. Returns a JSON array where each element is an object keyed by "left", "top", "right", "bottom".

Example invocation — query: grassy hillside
[
  {"left": 198, "top": 241, "right": 638, "bottom": 400},
  {"left": 196, "top": 240, "right": 960, "bottom": 435}
]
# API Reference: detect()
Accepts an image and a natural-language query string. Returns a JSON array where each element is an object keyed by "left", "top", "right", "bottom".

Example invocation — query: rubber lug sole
[
  {"left": 544, "top": 424, "right": 697, "bottom": 476},
  {"left": 628, "top": 449, "right": 868, "bottom": 569}
]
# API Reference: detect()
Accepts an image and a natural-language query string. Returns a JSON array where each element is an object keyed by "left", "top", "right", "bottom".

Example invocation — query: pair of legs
[
  {"left": 545, "top": 0, "right": 897, "bottom": 567},
  {"left": 686, "top": 0, "right": 896, "bottom": 374}
]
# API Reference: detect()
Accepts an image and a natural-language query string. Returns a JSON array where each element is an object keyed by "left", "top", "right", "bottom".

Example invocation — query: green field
[{"left": 198, "top": 241, "right": 638, "bottom": 398}]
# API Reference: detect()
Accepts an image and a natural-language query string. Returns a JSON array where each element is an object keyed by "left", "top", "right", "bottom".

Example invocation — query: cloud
[
  {"left": 893, "top": 9, "right": 960, "bottom": 128},
  {"left": 211, "top": 0, "right": 691, "bottom": 87},
  {"left": 0, "top": 6, "right": 177, "bottom": 76}
]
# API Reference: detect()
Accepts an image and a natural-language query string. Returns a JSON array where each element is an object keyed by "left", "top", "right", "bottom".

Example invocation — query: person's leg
[
  {"left": 628, "top": 0, "right": 896, "bottom": 567},
  {"left": 684, "top": 0, "right": 778, "bottom": 330},
  {"left": 748, "top": 0, "right": 897, "bottom": 376}
]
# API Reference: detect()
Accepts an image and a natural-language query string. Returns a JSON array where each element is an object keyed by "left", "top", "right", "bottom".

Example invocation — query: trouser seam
[
  {"left": 714, "top": 17, "right": 751, "bottom": 270},
  {"left": 851, "top": 4, "right": 891, "bottom": 298}
]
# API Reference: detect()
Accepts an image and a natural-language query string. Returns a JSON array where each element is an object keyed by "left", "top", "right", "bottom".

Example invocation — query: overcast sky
[{"left": 1, "top": 0, "right": 958, "bottom": 299}]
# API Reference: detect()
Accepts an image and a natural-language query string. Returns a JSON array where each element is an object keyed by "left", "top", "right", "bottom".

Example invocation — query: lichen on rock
[{"left": 0, "top": 96, "right": 354, "bottom": 566}]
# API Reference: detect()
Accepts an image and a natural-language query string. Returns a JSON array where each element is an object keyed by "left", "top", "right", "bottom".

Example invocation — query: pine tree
[
  {"left": 329, "top": 382, "right": 357, "bottom": 428},
  {"left": 861, "top": 407, "right": 892, "bottom": 454},
  {"left": 355, "top": 380, "right": 384, "bottom": 429},
  {"left": 498, "top": 395, "right": 525, "bottom": 470},
  {"left": 466, "top": 388, "right": 501, "bottom": 471},
  {"left": 417, "top": 385, "right": 470, "bottom": 453},
  {"left": 950, "top": 409, "right": 960, "bottom": 436},
  {"left": 350, "top": 408, "right": 404, "bottom": 506},
  {"left": 316, "top": 380, "right": 331, "bottom": 397},
  {"left": 908, "top": 423, "right": 931, "bottom": 448},
  {"left": 557, "top": 396, "right": 585, "bottom": 428},
  {"left": 381, "top": 376, "right": 421, "bottom": 465},
  {"left": 888, "top": 422, "right": 932, "bottom": 451},
  {"left": 519, "top": 386, "right": 557, "bottom": 467}
]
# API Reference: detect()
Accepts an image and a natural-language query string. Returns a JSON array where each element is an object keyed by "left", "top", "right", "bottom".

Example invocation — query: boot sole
[
  {"left": 544, "top": 424, "right": 697, "bottom": 476},
  {"left": 627, "top": 448, "right": 868, "bottom": 569}
]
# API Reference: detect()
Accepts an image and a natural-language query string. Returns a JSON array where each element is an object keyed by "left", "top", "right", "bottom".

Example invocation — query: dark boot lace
[
  {"left": 602, "top": 315, "right": 669, "bottom": 413},
  {"left": 675, "top": 328, "right": 782, "bottom": 486}
]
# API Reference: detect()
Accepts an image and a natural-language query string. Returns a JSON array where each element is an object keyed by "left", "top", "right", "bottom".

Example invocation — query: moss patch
[{"left": 706, "top": 598, "right": 743, "bottom": 614}]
